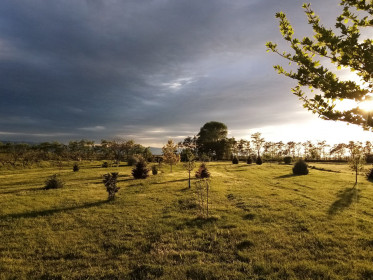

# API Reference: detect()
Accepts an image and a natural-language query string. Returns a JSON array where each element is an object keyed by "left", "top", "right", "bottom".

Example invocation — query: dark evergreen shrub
[
  {"left": 102, "top": 161, "right": 109, "bottom": 168},
  {"left": 256, "top": 156, "right": 263, "bottom": 165},
  {"left": 73, "top": 163, "right": 79, "bottom": 172},
  {"left": 44, "top": 174, "right": 64, "bottom": 189},
  {"left": 232, "top": 156, "right": 239, "bottom": 164},
  {"left": 247, "top": 157, "right": 253, "bottom": 164},
  {"left": 132, "top": 159, "right": 150, "bottom": 179},
  {"left": 293, "top": 159, "right": 309, "bottom": 175},
  {"left": 103, "top": 172, "right": 120, "bottom": 200},
  {"left": 366, "top": 168, "right": 373, "bottom": 181},
  {"left": 284, "top": 156, "right": 292, "bottom": 164},
  {"left": 152, "top": 165, "right": 158, "bottom": 175},
  {"left": 195, "top": 163, "right": 211, "bottom": 179}
]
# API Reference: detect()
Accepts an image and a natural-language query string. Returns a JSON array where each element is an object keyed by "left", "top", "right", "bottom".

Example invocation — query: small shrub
[
  {"left": 44, "top": 174, "right": 64, "bottom": 189},
  {"left": 102, "top": 161, "right": 109, "bottom": 168},
  {"left": 232, "top": 156, "right": 239, "bottom": 164},
  {"left": 293, "top": 159, "right": 309, "bottom": 175},
  {"left": 103, "top": 172, "right": 120, "bottom": 200},
  {"left": 247, "top": 157, "right": 253, "bottom": 164},
  {"left": 132, "top": 158, "right": 150, "bottom": 179},
  {"left": 195, "top": 163, "right": 210, "bottom": 179},
  {"left": 152, "top": 165, "right": 158, "bottom": 175},
  {"left": 366, "top": 168, "right": 373, "bottom": 181},
  {"left": 284, "top": 156, "right": 292, "bottom": 164},
  {"left": 128, "top": 155, "right": 140, "bottom": 166},
  {"left": 256, "top": 156, "right": 263, "bottom": 165},
  {"left": 73, "top": 163, "right": 79, "bottom": 172}
]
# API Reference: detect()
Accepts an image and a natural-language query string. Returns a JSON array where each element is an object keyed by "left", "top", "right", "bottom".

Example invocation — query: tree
[
  {"left": 183, "top": 156, "right": 196, "bottom": 189},
  {"left": 179, "top": 136, "right": 198, "bottom": 158},
  {"left": 266, "top": 1, "right": 373, "bottom": 129},
  {"left": 317, "top": 140, "right": 329, "bottom": 160},
  {"left": 286, "top": 141, "right": 296, "bottom": 158},
  {"left": 264, "top": 141, "right": 276, "bottom": 162},
  {"left": 162, "top": 139, "right": 180, "bottom": 172},
  {"left": 142, "top": 147, "right": 153, "bottom": 162},
  {"left": 348, "top": 143, "right": 365, "bottom": 185},
  {"left": 196, "top": 121, "right": 228, "bottom": 160},
  {"left": 251, "top": 132, "right": 265, "bottom": 158},
  {"left": 237, "top": 139, "right": 249, "bottom": 157},
  {"left": 330, "top": 143, "right": 347, "bottom": 160},
  {"left": 275, "top": 141, "right": 285, "bottom": 159}
]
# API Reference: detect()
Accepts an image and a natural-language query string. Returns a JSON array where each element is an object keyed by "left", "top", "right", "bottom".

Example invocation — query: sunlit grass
[{"left": 0, "top": 161, "right": 372, "bottom": 279}]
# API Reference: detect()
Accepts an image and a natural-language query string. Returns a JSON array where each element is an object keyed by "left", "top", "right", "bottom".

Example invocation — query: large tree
[
  {"left": 266, "top": 0, "right": 373, "bottom": 129},
  {"left": 196, "top": 121, "right": 229, "bottom": 160}
]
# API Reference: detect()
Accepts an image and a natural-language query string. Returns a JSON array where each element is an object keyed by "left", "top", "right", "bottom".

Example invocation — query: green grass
[{"left": 0, "top": 162, "right": 373, "bottom": 279}]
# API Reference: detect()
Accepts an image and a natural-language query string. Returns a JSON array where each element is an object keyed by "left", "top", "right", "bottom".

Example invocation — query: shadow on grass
[
  {"left": 118, "top": 177, "right": 135, "bottom": 183},
  {"left": 0, "top": 187, "right": 45, "bottom": 195},
  {"left": 328, "top": 186, "right": 360, "bottom": 215},
  {"left": 184, "top": 216, "right": 219, "bottom": 228},
  {"left": 275, "top": 174, "right": 301, "bottom": 179},
  {"left": 154, "top": 178, "right": 189, "bottom": 184},
  {"left": 0, "top": 200, "right": 110, "bottom": 220}
]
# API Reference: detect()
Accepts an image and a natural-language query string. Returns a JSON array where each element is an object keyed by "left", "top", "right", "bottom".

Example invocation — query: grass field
[{"left": 1, "top": 161, "right": 373, "bottom": 279}]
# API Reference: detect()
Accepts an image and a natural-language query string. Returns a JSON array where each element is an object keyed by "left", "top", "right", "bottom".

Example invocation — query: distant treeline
[
  {"left": 0, "top": 139, "right": 153, "bottom": 168},
  {"left": 1, "top": 121, "right": 373, "bottom": 168}
]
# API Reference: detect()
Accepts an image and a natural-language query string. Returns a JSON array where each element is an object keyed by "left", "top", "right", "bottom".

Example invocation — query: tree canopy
[
  {"left": 266, "top": 0, "right": 373, "bottom": 129},
  {"left": 196, "top": 121, "right": 229, "bottom": 160},
  {"left": 162, "top": 139, "right": 180, "bottom": 172},
  {"left": 197, "top": 121, "right": 228, "bottom": 142}
]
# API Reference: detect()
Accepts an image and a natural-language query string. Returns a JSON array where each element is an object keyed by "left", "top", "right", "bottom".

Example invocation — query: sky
[{"left": 1, "top": 0, "right": 372, "bottom": 147}]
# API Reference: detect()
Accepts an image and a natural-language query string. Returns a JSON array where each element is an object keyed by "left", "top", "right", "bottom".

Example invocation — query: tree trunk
[
  {"left": 355, "top": 167, "right": 358, "bottom": 186},
  {"left": 188, "top": 170, "right": 191, "bottom": 188}
]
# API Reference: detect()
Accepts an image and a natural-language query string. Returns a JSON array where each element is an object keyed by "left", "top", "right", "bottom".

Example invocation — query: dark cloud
[{"left": 0, "top": 0, "right": 341, "bottom": 145}]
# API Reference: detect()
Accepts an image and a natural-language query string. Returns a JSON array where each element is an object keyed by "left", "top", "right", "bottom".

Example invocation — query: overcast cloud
[{"left": 2, "top": 0, "right": 369, "bottom": 146}]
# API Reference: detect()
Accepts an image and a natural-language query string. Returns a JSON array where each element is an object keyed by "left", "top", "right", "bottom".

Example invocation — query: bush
[
  {"left": 366, "top": 168, "right": 373, "bottom": 181},
  {"left": 103, "top": 172, "right": 120, "bottom": 200},
  {"left": 284, "top": 156, "right": 292, "bottom": 164},
  {"left": 73, "top": 163, "right": 79, "bottom": 172},
  {"left": 128, "top": 155, "right": 140, "bottom": 166},
  {"left": 132, "top": 158, "right": 150, "bottom": 179},
  {"left": 195, "top": 163, "right": 211, "bottom": 179},
  {"left": 200, "top": 153, "right": 211, "bottom": 162},
  {"left": 44, "top": 174, "right": 64, "bottom": 189},
  {"left": 152, "top": 165, "right": 158, "bottom": 175},
  {"left": 293, "top": 159, "right": 309, "bottom": 175},
  {"left": 102, "top": 161, "right": 109, "bottom": 168},
  {"left": 232, "top": 156, "right": 239, "bottom": 164},
  {"left": 256, "top": 156, "right": 263, "bottom": 165},
  {"left": 366, "top": 154, "right": 373, "bottom": 164},
  {"left": 247, "top": 157, "right": 253, "bottom": 164}
]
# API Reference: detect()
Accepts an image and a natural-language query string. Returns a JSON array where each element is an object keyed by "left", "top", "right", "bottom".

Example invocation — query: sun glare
[
  {"left": 334, "top": 99, "right": 357, "bottom": 111},
  {"left": 333, "top": 98, "right": 373, "bottom": 113},
  {"left": 358, "top": 100, "right": 373, "bottom": 112}
]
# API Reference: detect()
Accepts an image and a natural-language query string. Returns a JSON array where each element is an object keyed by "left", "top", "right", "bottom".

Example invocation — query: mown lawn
[{"left": 0, "top": 161, "right": 372, "bottom": 279}]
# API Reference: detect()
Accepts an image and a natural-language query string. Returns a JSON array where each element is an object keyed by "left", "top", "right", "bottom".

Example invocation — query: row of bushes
[
  {"left": 231, "top": 155, "right": 309, "bottom": 175},
  {"left": 232, "top": 155, "right": 262, "bottom": 165}
]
